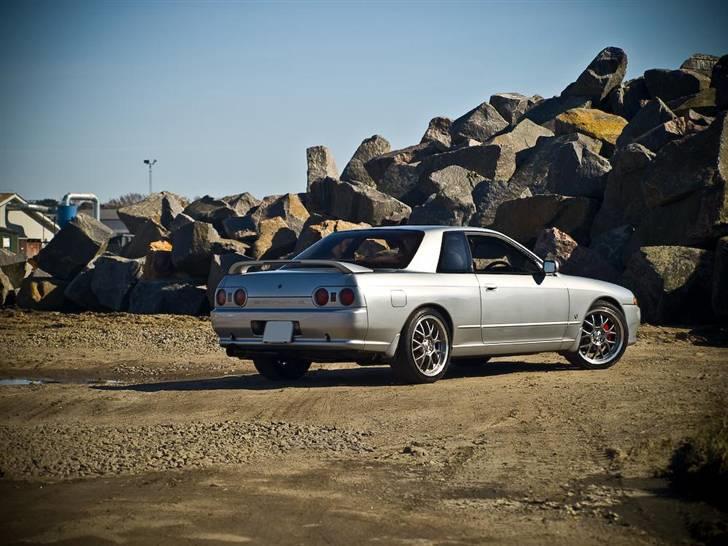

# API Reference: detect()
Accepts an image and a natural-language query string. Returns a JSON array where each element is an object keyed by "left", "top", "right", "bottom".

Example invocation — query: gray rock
[
  {"left": 293, "top": 218, "right": 370, "bottom": 253},
  {"left": 375, "top": 162, "right": 423, "bottom": 205},
  {"left": 523, "top": 95, "right": 592, "bottom": 127},
  {"left": 364, "top": 142, "right": 441, "bottom": 184},
  {"left": 450, "top": 102, "right": 508, "bottom": 144},
  {"left": 409, "top": 167, "right": 478, "bottom": 226},
  {"left": 17, "top": 272, "right": 68, "bottom": 311},
  {"left": 221, "top": 192, "right": 260, "bottom": 217},
  {"left": 590, "top": 225, "right": 635, "bottom": 271},
  {"left": 35, "top": 214, "right": 113, "bottom": 280},
  {"left": 680, "top": 53, "right": 720, "bottom": 77},
  {"left": 712, "top": 55, "right": 728, "bottom": 109},
  {"left": 169, "top": 212, "right": 194, "bottom": 232},
  {"left": 712, "top": 236, "right": 728, "bottom": 319},
  {"left": 666, "top": 87, "right": 718, "bottom": 117},
  {"left": 607, "top": 77, "right": 650, "bottom": 120},
  {"left": 227, "top": 193, "right": 310, "bottom": 237},
  {"left": 0, "top": 251, "right": 30, "bottom": 288},
  {"left": 643, "top": 68, "right": 711, "bottom": 103},
  {"left": 634, "top": 110, "right": 713, "bottom": 152},
  {"left": 623, "top": 246, "right": 714, "bottom": 324},
  {"left": 341, "top": 135, "right": 391, "bottom": 186},
  {"left": 64, "top": 266, "right": 104, "bottom": 311},
  {"left": 591, "top": 144, "right": 655, "bottom": 236},
  {"left": 470, "top": 180, "right": 532, "bottom": 227},
  {"left": 171, "top": 221, "right": 220, "bottom": 278},
  {"left": 207, "top": 252, "right": 250, "bottom": 307},
  {"left": 129, "top": 280, "right": 208, "bottom": 315},
  {"left": 250, "top": 217, "right": 297, "bottom": 259},
  {"left": 309, "top": 177, "right": 411, "bottom": 226},
  {"left": 420, "top": 117, "right": 452, "bottom": 148},
  {"left": 122, "top": 220, "right": 169, "bottom": 259},
  {"left": 306, "top": 146, "right": 339, "bottom": 191},
  {"left": 90, "top": 254, "right": 143, "bottom": 311},
  {"left": 563, "top": 47, "right": 628, "bottom": 102},
  {"left": 616, "top": 98, "right": 676, "bottom": 148},
  {"left": 490, "top": 93, "right": 542, "bottom": 125},
  {"left": 484, "top": 119, "right": 555, "bottom": 181},
  {"left": 545, "top": 138, "right": 611, "bottom": 198},
  {"left": 183, "top": 195, "right": 237, "bottom": 233},
  {"left": 0, "top": 268, "right": 13, "bottom": 306},
  {"left": 642, "top": 113, "right": 727, "bottom": 208},
  {"left": 418, "top": 144, "right": 502, "bottom": 181},
  {"left": 491, "top": 195, "right": 599, "bottom": 246},
  {"left": 533, "top": 227, "right": 619, "bottom": 283},
  {"left": 117, "top": 191, "right": 186, "bottom": 234}
]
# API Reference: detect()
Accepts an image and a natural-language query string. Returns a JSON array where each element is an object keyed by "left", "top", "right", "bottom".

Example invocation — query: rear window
[{"left": 295, "top": 229, "right": 424, "bottom": 270}]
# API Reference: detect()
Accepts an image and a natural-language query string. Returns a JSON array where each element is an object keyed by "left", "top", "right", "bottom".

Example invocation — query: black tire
[
  {"left": 391, "top": 307, "right": 452, "bottom": 384},
  {"left": 452, "top": 356, "right": 491, "bottom": 367},
  {"left": 564, "top": 300, "right": 628, "bottom": 370},
  {"left": 253, "top": 356, "right": 311, "bottom": 381}
]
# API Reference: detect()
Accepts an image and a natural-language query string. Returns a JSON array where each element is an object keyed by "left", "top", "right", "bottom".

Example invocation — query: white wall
[{"left": 6, "top": 209, "right": 54, "bottom": 243}]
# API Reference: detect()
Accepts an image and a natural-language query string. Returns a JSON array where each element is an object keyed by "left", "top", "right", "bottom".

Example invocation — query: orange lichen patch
[
  {"left": 555, "top": 108, "right": 628, "bottom": 145},
  {"left": 149, "top": 240, "right": 172, "bottom": 252}
]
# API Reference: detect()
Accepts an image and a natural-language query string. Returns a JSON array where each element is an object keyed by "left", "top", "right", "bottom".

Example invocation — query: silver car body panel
[{"left": 211, "top": 226, "right": 640, "bottom": 360}]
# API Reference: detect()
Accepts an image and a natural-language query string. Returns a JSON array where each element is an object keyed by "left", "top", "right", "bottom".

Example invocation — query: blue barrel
[{"left": 56, "top": 204, "right": 78, "bottom": 228}]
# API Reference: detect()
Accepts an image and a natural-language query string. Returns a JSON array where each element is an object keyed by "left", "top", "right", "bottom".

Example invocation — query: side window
[
  {"left": 467, "top": 235, "right": 540, "bottom": 274},
  {"left": 437, "top": 232, "right": 472, "bottom": 273}
]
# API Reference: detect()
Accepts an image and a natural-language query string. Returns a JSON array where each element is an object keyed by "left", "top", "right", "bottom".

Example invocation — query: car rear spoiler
[{"left": 227, "top": 259, "right": 373, "bottom": 275}]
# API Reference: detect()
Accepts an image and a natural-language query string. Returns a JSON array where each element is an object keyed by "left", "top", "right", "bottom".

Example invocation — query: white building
[{"left": 0, "top": 193, "right": 58, "bottom": 258}]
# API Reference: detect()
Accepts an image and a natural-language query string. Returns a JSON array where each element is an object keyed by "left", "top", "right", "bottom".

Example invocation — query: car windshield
[{"left": 295, "top": 229, "right": 424, "bottom": 270}]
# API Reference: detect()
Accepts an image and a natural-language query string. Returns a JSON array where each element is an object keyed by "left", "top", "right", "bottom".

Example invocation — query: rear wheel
[
  {"left": 565, "top": 301, "right": 627, "bottom": 370},
  {"left": 391, "top": 308, "right": 451, "bottom": 384},
  {"left": 253, "top": 356, "right": 311, "bottom": 381}
]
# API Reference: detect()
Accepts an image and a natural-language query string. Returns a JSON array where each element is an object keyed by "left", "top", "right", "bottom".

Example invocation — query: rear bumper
[{"left": 624, "top": 304, "right": 640, "bottom": 345}]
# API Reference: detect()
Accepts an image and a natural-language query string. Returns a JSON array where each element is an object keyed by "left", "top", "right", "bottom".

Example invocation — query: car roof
[{"left": 334, "top": 225, "right": 500, "bottom": 235}]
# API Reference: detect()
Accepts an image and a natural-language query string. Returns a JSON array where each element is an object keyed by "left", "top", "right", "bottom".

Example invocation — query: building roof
[{"left": 0, "top": 192, "right": 59, "bottom": 234}]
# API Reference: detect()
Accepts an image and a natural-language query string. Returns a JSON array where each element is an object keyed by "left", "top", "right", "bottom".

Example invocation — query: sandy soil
[{"left": 1, "top": 309, "right": 727, "bottom": 545}]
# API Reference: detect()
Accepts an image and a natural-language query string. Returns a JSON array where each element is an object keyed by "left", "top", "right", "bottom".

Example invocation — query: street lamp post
[{"left": 143, "top": 159, "right": 157, "bottom": 194}]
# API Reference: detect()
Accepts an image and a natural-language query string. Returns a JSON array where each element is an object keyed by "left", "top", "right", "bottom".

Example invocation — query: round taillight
[
  {"left": 339, "top": 288, "right": 355, "bottom": 306},
  {"left": 234, "top": 289, "right": 247, "bottom": 306},
  {"left": 314, "top": 288, "right": 329, "bottom": 306},
  {"left": 216, "top": 289, "right": 227, "bottom": 307}
]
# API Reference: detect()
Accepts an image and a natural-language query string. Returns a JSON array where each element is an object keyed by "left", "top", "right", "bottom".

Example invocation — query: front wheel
[
  {"left": 564, "top": 301, "right": 627, "bottom": 370},
  {"left": 391, "top": 308, "right": 451, "bottom": 384},
  {"left": 253, "top": 357, "right": 311, "bottom": 381}
]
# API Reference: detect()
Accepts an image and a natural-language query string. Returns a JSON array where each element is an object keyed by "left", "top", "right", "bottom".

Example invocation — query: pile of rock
[{"left": 6, "top": 48, "right": 727, "bottom": 324}]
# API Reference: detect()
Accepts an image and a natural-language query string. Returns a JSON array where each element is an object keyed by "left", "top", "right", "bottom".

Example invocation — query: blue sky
[{"left": 2, "top": 0, "right": 727, "bottom": 203}]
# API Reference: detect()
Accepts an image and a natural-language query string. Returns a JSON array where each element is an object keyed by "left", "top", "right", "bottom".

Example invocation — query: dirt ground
[{"left": 1, "top": 309, "right": 727, "bottom": 545}]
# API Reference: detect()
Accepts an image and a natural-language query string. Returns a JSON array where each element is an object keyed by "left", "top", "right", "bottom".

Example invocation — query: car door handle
[{"left": 484, "top": 284, "right": 498, "bottom": 291}]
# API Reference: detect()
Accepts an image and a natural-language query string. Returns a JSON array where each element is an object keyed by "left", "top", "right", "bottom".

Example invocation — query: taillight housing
[
  {"left": 339, "top": 288, "right": 355, "bottom": 306},
  {"left": 216, "top": 289, "right": 227, "bottom": 307},
  {"left": 233, "top": 289, "right": 247, "bottom": 306},
  {"left": 313, "top": 288, "right": 329, "bottom": 306}
]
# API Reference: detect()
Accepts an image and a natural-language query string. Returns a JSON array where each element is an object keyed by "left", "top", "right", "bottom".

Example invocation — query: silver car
[{"left": 212, "top": 226, "right": 640, "bottom": 384}]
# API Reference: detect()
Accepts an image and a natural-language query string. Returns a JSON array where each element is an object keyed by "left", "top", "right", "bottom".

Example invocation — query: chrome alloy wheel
[
  {"left": 578, "top": 309, "right": 624, "bottom": 366},
  {"left": 410, "top": 315, "right": 449, "bottom": 377}
]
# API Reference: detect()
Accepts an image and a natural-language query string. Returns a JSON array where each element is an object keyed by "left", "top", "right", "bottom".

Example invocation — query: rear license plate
[{"left": 263, "top": 321, "right": 294, "bottom": 344}]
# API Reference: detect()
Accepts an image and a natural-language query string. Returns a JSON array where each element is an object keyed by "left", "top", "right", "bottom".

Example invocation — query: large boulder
[
  {"left": 309, "top": 177, "right": 411, "bottom": 225},
  {"left": 206, "top": 252, "right": 250, "bottom": 307},
  {"left": 420, "top": 117, "right": 452, "bottom": 149},
  {"left": 122, "top": 220, "right": 169, "bottom": 259},
  {"left": 633, "top": 110, "right": 713, "bottom": 152},
  {"left": 491, "top": 195, "right": 599, "bottom": 246},
  {"left": 375, "top": 162, "right": 423, "bottom": 205},
  {"left": 64, "top": 266, "right": 104, "bottom": 311},
  {"left": 563, "top": 47, "right": 628, "bottom": 103},
  {"left": 169, "top": 212, "right": 194, "bottom": 232},
  {"left": 117, "top": 191, "right": 185, "bottom": 234},
  {"left": 607, "top": 77, "right": 650, "bottom": 120},
  {"left": 182, "top": 196, "right": 237, "bottom": 233},
  {"left": 35, "top": 214, "right": 113, "bottom": 280},
  {"left": 222, "top": 193, "right": 310, "bottom": 238},
  {"left": 643, "top": 68, "right": 711, "bottom": 103},
  {"left": 590, "top": 224, "right": 635, "bottom": 271},
  {"left": 221, "top": 192, "right": 259, "bottom": 217},
  {"left": 712, "top": 237, "right": 728, "bottom": 319},
  {"left": 490, "top": 93, "right": 542, "bottom": 125},
  {"left": 667, "top": 88, "right": 718, "bottom": 117},
  {"left": 0, "top": 251, "right": 30, "bottom": 289},
  {"left": 128, "top": 280, "right": 208, "bottom": 316},
  {"left": 341, "top": 135, "right": 391, "bottom": 186},
  {"left": 90, "top": 254, "right": 143, "bottom": 311},
  {"left": 712, "top": 55, "right": 728, "bottom": 110},
  {"left": 294, "top": 218, "right": 369, "bottom": 253},
  {"left": 250, "top": 217, "right": 298, "bottom": 260},
  {"left": 141, "top": 243, "right": 175, "bottom": 280},
  {"left": 544, "top": 139, "right": 612, "bottom": 198},
  {"left": 523, "top": 95, "right": 592, "bottom": 127},
  {"left": 364, "top": 142, "right": 441, "bottom": 184},
  {"left": 470, "top": 180, "right": 532, "bottom": 227},
  {"left": 681, "top": 53, "right": 720, "bottom": 77},
  {"left": 306, "top": 146, "right": 339, "bottom": 191},
  {"left": 616, "top": 98, "right": 676, "bottom": 148},
  {"left": 623, "top": 246, "right": 714, "bottom": 324},
  {"left": 591, "top": 143, "right": 655, "bottom": 236},
  {"left": 171, "top": 221, "right": 220, "bottom": 278},
  {"left": 642, "top": 113, "right": 727, "bottom": 208},
  {"left": 481, "top": 119, "right": 554, "bottom": 181},
  {"left": 0, "top": 268, "right": 13, "bottom": 306},
  {"left": 409, "top": 166, "right": 477, "bottom": 226},
  {"left": 17, "top": 273, "right": 68, "bottom": 311},
  {"left": 533, "top": 227, "right": 620, "bottom": 283},
  {"left": 450, "top": 102, "right": 508, "bottom": 144},
  {"left": 508, "top": 133, "right": 605, "bottom": 196},
  {"left": 554, "top": 108, "right": 627, "bottom": 154}
]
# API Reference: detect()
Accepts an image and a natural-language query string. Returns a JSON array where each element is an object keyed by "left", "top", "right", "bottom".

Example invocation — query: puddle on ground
[{"left": 0, "top": 378, "right": 124, "bottom": 386}]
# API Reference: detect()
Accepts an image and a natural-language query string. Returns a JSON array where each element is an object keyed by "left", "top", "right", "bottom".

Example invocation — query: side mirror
[{"left": 543, "top": 259, "right": 559, "bottom": 275}]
